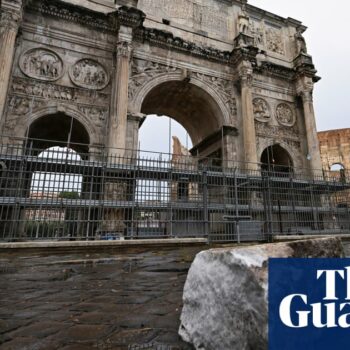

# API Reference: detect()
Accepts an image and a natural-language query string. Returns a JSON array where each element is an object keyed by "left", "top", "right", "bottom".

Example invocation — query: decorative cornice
[
  {"left": 231, "top": 45, "right": 259, "bottom": 67},
  {"left": 254, "top": 61, "right": 295, "bottom": 81},
  {"left": 115, "top": 6, "right": 145, "bottom": 29},
  {"left": 27, "top": 0, "right": 114, "bottom": 32},
  {"left": 293, "top": 53, "right": 321, "bottom": 82},
  {"left": 134, "top": 27, "right": 232, "bottom": 64},
  {"left": 27, "top": 2, "right": 145, "bottom": 33}
]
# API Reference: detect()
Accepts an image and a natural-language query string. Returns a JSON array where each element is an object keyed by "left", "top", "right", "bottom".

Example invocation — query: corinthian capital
[
  {"left": 116, "top": 41, "right": 132, "bottom": 58},
  {"left": 296, "top": 76, "right": 314, "bottom": 102},
  {"left": 1, "top": 0, "right": 23, "bottom": 31},
  {"left": 299, "top": 90, "right": 313, "bottom": 102},
  {"left": 238, "top": 62, "right": 253, "bottom": 88},
  {"left": 0, "top": 10, "right": 21, "bottom": 32}
]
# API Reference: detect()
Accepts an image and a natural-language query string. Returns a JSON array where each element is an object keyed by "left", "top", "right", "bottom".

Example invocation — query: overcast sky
[
  {"left": 250, "top": 0, "right": 350, "bottom": 132},
  {"left": 139, "top": 0, "right": 350, "bottom": 154}
]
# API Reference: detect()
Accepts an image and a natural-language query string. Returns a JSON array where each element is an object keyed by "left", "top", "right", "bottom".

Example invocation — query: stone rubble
[{"left": 179, "top": 238, "right": 344, "bottom": 350}]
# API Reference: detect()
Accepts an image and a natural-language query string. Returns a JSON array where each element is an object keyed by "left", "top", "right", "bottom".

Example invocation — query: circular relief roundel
[
  {"left": 276, "top": 103, "right": 295, "bottom": 127},
  {"left": 69, "top": 59, "right": 109, "bottom": 90},
  {"left": 19, "top": 48, "right": 64, "bottom": 81}
]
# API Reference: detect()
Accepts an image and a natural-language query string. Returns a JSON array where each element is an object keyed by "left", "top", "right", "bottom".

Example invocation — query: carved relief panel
[
  {"left": 253, "top": 98, "right": 271, "bottom": 123},
  {"left": 265, "top": 27, "right": 285, "bottom": 55},
  {"left": 253, "top": 96, "right": 300, "bottom": 153},
  {"left": 276, "top": 103, "right": 295, "bottom": 127},
  {"left": 70, "top": 59, "right": 109, "bottom": 90},
  {"left": 138, "top": 0, "right": 229, "bottom": 39},
  {"left": 78, "top": 106, "right": 108, "bottom": 129},
  {"left": 4, "top": 76, "right": 111, "bottom": 134},
  {"left": 250, "top": 20, "right": 264, "bottom": 47},
  {"left": 249, "top": 21, "right": 286, "bottom": 56},
  {"left": 20, "top": 48, "right": 64, "bottom": 81}
]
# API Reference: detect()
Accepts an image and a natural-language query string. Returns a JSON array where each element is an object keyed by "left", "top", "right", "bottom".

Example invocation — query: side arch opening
[{"left": 261, "top": 144, "right": 293, "bottom": 175}]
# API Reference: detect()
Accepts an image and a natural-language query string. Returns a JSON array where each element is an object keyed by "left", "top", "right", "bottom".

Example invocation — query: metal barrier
[{"left": 0, "top": 138, "right": 349, "bottom": 242}]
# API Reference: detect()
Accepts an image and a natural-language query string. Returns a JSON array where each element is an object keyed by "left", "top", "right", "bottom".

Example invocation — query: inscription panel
[{"left": 139, "top": 0, "right": 229, "bottom": 37}]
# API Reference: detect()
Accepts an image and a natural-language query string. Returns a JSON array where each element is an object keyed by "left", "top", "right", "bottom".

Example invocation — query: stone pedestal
[
  {"left": 0, "top": 3, "right": 22, "bottom": 124},
  {"left": 101, "top": 182, "right": 128, "bottom": 237}
]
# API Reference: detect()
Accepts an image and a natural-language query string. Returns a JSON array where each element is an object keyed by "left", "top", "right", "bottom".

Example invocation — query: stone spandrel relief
[
  {"left": 20, "top": 48, "right": 64, "bottom": 81},
  {"left": 265, "top": 26, "right": 285, "bottom": 55},
  {"left": 8, "top": 96, "right": 45, "bottom": 116},
  {"left": 70, "top": 59, "right": 109, "bottom": 90},
  {"left": 195, "top": 72, "right": 237, "bottom": 116},
  {"left": 78, "top": 106, "right": 108, "bottom": 129},
  {"left": 129, "top": 58, "right": 181, "bottom": 100},
  {"left": 276, "top": 103, "right": 295, "bottom": 127},
  {"left": 253, "top": 98, "right": 271, "bottom": 123}
]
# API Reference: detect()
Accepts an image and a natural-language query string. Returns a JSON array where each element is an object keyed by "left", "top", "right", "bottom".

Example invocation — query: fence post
[
  {"left": 202, "top": 169, "right": 209, "bottom": 243},
  {"left": 262, "top": 172, "right": 273, "bottom": 242},
  {"left": 309, "top": 180, "right": 318, "bottom": 231}
]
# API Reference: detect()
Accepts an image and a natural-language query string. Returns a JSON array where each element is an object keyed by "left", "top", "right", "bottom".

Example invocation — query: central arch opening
[
  {"left": 140, "top": 81, "right": 224, "bottom": 147},
  {"left": 133, "top": 80, "right": 226, "bottom": 237}
]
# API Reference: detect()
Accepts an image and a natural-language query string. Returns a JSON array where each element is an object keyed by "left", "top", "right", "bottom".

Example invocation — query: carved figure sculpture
[
  {"left": 70, "top": 59, "right": 109, "bottom": 90},
  {"left": 238, "top": 5, "right": 250, "bottom": 35},
  {"left": 20, "top": 49, "right": 63, "bottom": 81},
  {"left": 295, "top": 28, "right": 307, "bottom": 54},
  {"left": 253, "top": 98, "right": 271, "bottom": 122}
]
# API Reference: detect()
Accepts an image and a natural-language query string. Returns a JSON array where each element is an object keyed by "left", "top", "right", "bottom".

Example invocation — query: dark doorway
[{"left": 261, "top": 144, "right": 293, "bottom": 175}]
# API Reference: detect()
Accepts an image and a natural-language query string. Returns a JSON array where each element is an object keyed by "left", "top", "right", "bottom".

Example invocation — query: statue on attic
[
  {"left": 295, "top": 27, "right": 308, "bottom": 54},
  {"left": 238, "top": 4, "right": 250, "bottom": 35}
]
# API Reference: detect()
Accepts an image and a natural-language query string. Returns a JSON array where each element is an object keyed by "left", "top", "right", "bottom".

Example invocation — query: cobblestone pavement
[{"left": 0, "top": 245, "right": 209, "bottom": 350}]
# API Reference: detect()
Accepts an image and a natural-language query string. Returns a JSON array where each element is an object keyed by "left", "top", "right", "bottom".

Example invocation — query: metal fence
[{"left": 0, "top": 137, "right": 350, "bottom": 243}]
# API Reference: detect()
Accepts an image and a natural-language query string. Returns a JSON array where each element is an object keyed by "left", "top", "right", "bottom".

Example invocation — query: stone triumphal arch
[
  {"left": 0, "top": 0, "right": 323, "bottom": 173},
  {"left": 1, "top": 0, "right": 341, "bottom": 241}
]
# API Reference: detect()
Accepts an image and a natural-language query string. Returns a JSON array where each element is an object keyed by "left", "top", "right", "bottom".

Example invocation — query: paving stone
[
  {"left": 56, "top": 324, "right": 112, "bottom": 342},
  {"left": 108, "top": 328, "right": 159, "bottom": 345},
  {"left": 0, "top": 246, "right": 203, "bottom": 349},
  {"left": 0, "top": 337, "right": 37, "bottom": 350},
  {"left": 7, "top": 321, "right": 68, "bottom": 339}
]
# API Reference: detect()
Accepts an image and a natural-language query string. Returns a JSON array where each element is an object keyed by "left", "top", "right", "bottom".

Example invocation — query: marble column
[
  {"left": 108, "top": 37, "right": 132, "bottom": 156},
  {"left": 298, "top": 80, "right": 323, "bottom": 177},
  {"left": 0, "top": 9, "right": 21, "bottom": 125},
  {"left": 239, "top": 63, "right": 258, "bottom": 170},
  {"left": 103, "top": 29, "right": 133, "bottom": 237}
]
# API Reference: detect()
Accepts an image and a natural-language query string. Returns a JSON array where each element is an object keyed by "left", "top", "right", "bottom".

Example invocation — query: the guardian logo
[
  {"left": 279, "top": 267, "right": 350, "bottom": 328},
  {"left": 269, "top": 259, "right": 350, "bottom": 350}
]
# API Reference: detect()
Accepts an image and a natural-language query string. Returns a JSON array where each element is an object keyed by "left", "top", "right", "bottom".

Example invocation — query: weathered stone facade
[
  {"left": 319, "top": 128, "right": 350, "bottom": 172},
  {"left": 0, "top": 0, "right": 323, "bottom": 174}
]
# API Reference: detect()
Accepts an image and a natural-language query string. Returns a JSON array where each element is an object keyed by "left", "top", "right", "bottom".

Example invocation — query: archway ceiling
[{"left": 141, "top": 81, "right": 222, "bottom": 146}]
